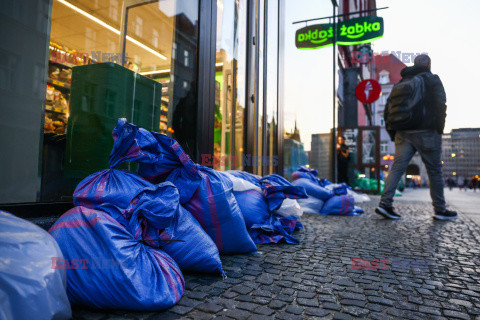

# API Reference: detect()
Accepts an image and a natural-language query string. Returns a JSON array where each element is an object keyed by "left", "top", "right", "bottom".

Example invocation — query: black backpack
[{"left": 385, "top": 74, "right": 426, "bottom": 130}]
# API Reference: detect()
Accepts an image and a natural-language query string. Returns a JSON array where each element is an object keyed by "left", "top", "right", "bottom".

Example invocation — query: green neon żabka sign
[{"left": 295, "top": 16, "right": 384, "bottom": 49}]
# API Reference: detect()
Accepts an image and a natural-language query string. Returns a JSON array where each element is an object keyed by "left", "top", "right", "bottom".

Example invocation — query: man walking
[{"left": 376, "top": 54, "right": 457, "bottom": 220}]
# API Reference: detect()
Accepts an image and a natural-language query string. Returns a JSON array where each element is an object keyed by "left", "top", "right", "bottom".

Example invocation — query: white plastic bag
[
  {"left": 347, "top": 188, "right": 371, "bottom": 203},
  {"left": 297, "top": 197, "right": 325, "bottom": 214},
  {"left": 324, "top": 183, "right": 371, "bottom": 203},
  {"left": 0, "top": 211, "right": 71, "bottom": 320},
  {"left": 223, "top": 172, "right": 262, "bottom": 193},
  {"left": 274, "top": 198, "right": 303, "bottom": 217}
]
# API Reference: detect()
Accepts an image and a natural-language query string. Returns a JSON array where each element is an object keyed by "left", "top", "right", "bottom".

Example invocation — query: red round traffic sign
[{"left": 355, "top": 79, "right": 381, "bottom": 103}]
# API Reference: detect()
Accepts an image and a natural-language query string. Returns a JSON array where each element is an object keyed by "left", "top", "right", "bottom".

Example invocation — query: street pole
[{"left": 331, "top": 0, "right": 337, "bottom": 183}]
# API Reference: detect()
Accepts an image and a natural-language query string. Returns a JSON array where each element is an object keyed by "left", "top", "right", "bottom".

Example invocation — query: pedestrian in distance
[
  {"left": 457, "top": 176, "right": 464, "bottom": 190},
  {"left": 376, "top": 54, "right": 457, "bottom": 220},
  {"left": 463, "top": 178, "right": 469, "bottom": 191},
  {"left": 472, "top": 176, "right": 479, "bottom": 192},
  {"left": 336, "top": 135, "right": 350, "bottom": 185},
  {"left": 447, "top": 177, "right": 454, "bottom": 191}
]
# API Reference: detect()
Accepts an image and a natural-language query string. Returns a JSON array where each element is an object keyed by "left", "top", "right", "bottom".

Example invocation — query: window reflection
[
  {"left": 265, "top": 0, "right": 279, "bottom": 175},
  {"left": 214, "top": 0, "right": 247, "bottom": 171}
]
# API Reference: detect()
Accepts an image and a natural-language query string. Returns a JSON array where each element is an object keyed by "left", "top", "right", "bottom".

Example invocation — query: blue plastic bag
[
  {"left": 260, "top": 174, "right": 308, "bottom": 211},
  {"left": 292, "top": 166, "right": 319, "bottom": 182},
  {"left": 74, "top": 129, "right": 224, "bottom": 273},
  {"left": 169, "top": 166, "right": 257, "bottom": 254},
  {"left": 111, "top": 119, "right": 256, "bottom": 255},
  {"left": 123, "top": 183, "right": 224, "bottom": 274},
  {"left": 49, "top": 207, "right": 185, "bottom": 310},
  {"left": 292, "top": 167, "right": 333, "bottom": 189},
  {"left": 292, "top": 178, "right": 333, "bottom": 201},
  {"left": 0, "top": 211, "right": 72, "bottom": 320},
  {"left": 331, "top": 183, "right": 349, "bottom": 195},
  {"left": 228, "top": 173, "right": 306, "bottom": 245},
  {"left": 319, "top": 194, "right": 357, "bottom": 216},
  {"left": 73, "top": 168, "right": 151, "bottom": 214},
  {"left": 354, "top": 206, "right": 365, "bottom": 214},
  {"left": 249, "top": 215, "right": 303, "bottom": 245},
  {"left": 73, "top": 126, "right": 154, "bottom": 212},
  {"left": 233, "top": 190, "right": 270, "bottom": 229}
]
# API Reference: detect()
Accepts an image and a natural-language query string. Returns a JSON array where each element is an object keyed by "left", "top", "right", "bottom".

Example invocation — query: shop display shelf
[
  {"left": 49, "top": 60, "right": 75, "bottom": 69},
  {"left": 46, "top": 104, "right": 68, "bottom": 114},
  {"left": 47, "top": 78, "right": 71, "bottom": 90}
]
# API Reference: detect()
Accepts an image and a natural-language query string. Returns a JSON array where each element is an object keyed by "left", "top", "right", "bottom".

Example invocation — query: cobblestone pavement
[{"left": 73, "top": 195, "right": 480, "bottom": 320}]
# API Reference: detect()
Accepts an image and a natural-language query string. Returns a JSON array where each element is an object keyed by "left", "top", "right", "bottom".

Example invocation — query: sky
[{"left": 284, "top": 0, "right": 480, "bottom": 151}]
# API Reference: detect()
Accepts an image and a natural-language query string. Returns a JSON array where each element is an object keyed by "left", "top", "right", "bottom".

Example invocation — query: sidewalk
[{"left": 74, "top": 194, "right": 480, "bottom": 320}]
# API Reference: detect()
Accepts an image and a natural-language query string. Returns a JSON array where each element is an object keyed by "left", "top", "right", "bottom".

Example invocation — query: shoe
[
  {"left": 434, "top": 209, "right": 458, "bottom": 220},
  {"left": 375, "top": 205, "right": 401, "bottom": 220}
]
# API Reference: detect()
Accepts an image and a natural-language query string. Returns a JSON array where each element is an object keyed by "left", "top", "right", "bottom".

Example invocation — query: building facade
[
  {"left": 337, "top": 0, "right": 378, "bottom": 129},
  {"left": 371, "top": 53, "right": 405, "bottom": 159},
  {"left": 442, "top": 128, "right": 480, "bottom": 179},
  {"left": 0, "top": 0, "right": 286, "bottom": 215},
  {"left": 283, "top": 121, "right": 308, "bottom": 179}
]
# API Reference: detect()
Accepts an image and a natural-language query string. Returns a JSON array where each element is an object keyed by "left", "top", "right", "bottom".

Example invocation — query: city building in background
[
  {"left": 0, "top": 0, "right": 285, "bottom": 215},
  {"left": 372, "top": 53, "right": 404, "bottom": 159},
  {"left": 442, "top": 128, "right": 480, "bottom": 179},
  {"left": 284, "top": 121, "right": 308, "bottom": 179},
  {"left": 310, "top": 133, "right": 331, "bottom": 179}
]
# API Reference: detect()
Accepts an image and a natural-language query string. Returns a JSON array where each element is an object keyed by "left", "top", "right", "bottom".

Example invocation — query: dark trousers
[
  {"left": 338, "top": 162, "right": 349, "bottom": 185},
  {"left": 380, "top": 130, "right": 446, "bottom": 212}
]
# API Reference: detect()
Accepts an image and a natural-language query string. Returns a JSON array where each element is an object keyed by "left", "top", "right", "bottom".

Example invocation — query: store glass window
[
  {"left": 380, "top": 141, "right": 388, "bottom": 155},
  {"left": 0, "top": 0, "right": 199, "bottom": 205},
  {"left": 265, "top": 0, "right": 279, "bottom": 175},
  {"left": 124, "top": 1, "right": 199, "bottom": 156},
  {"left": 213, "top": 0, "right": 247, "bottom": 171},
  {"left": 256, "top": 0, "right": 265, "bottom": 175}
]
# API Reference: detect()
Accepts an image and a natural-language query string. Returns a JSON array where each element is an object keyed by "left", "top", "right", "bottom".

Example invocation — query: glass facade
[
  {"left": 48, "top": 0, "right": 199, "bottom": 202},
  {"left": 265, "top": 0, "right": 279, "bottom": 175},
  {"left": 0, "top": 0, "right": 283, "bottom": 211},
  {"left": 214, "top": 0, "right": 247, "bottom": 171}
]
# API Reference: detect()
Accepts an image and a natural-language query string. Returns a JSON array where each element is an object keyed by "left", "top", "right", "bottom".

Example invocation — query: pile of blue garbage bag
[
  {"left": 226, "top": 171, "right": 307, "bottom": 244},
  {"left": 292, "top": 166, "right": 364, "bottom": 216},
  {"left": 1, "top": 120, "right": 365, "bottom": 315}
]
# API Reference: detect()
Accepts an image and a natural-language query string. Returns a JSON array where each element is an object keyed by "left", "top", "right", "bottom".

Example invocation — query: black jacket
[{"left": 385, "top": 65, "right": 447, "bottom": 141}]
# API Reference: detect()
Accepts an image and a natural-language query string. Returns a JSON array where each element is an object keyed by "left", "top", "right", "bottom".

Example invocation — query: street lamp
[
  {"left": 331, "top": 0, "right": 338, "bottom": 183},
  {"left": 451, "top": 151, "right": 457, "bottom": 177}
]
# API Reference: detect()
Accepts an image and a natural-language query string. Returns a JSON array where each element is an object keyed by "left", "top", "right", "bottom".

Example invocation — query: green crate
[{"left": 63, "top": 63, "right": 161, "bottom": 193}]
